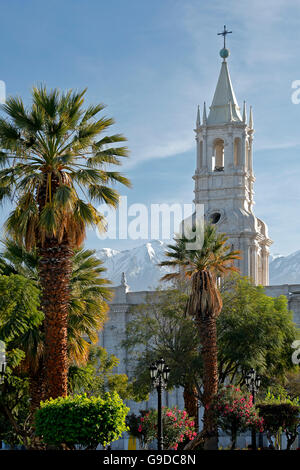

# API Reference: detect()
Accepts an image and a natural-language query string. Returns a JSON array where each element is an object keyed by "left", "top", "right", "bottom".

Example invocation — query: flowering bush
[
  {"left": 130, "top": 407, "right": 197, "bottom": 450},
  {"left": 210, "top": 385, "right": 264, "bottom": 450}
]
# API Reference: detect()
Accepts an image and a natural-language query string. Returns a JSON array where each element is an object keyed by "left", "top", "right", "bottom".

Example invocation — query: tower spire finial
[
  {"left": 196, "top": 105, "right": 201, "bottom": 128},
  {"left": 218, "top": 25, "right": 232, "bottom": 49},
  {"left": 218, "top": 25, "right": 232, "bottom": 61},
  {"left": 203, "top": 101, "right": 207, "bottom": 124},
  {"left": 121, "top": 272, "right": 128, "bottom": 287},
  {"left": 243, "top": 101, "right": 247, "bottom": 123},
  {"left": 249, "top": 106, "right": 253, "bottom": 129}
]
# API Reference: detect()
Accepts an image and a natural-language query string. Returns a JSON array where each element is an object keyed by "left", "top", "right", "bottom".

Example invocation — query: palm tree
[
  {"left": 160, "top": 224, "right": 240, "bottom": 448},
  {"left": 0, "top": 240, "right": 112, "bottom": 411},
  {"left": 0, "top": 87, "right": 130, "bottom": 399}
]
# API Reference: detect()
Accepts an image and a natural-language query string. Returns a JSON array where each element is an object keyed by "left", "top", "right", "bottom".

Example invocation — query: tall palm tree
[
  {"left": 0, "top": 87, "right": 130, "bottom": 399},
  {"left": 160, "top": 224, "right": 240, "bottom": 447},
  {"left": 0, "top": 240, "right": 112, "bottom": 411}
]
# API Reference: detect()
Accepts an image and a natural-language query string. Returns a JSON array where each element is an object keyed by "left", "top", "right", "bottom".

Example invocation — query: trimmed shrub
[{"left": 35, "top": 392, "right": 129, "bottom": 449}]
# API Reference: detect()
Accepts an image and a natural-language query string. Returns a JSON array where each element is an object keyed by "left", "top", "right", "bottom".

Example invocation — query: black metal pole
[
  {"left": 157, "top": 379, "right": 163, "bottom": 451},
  {"left": 251, "top": 387, "right": 256, "bottom": 450}
]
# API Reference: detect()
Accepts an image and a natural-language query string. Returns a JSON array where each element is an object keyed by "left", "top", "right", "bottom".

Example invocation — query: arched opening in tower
[
  {"left": 234, "top": 137, "right": 241, "bottom": 166},
  {"left": 213, "top": 138, "right": 224, "bottom": 171}
]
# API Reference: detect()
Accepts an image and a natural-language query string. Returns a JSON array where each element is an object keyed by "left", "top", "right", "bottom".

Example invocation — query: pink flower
[{"left": 138, "top": 425, "right": 142, "bottom": 432}]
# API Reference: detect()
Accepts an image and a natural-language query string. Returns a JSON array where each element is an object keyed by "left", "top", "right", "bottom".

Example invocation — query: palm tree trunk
[
  {"left": 185, "top": 270, "right": 222, "bottom": 450},
  {"left": 198, "top": 315, "right": 218, "bottom": 446},
  {"left": 29, "top": 363, "right": 45, "bottom": 415},
  {"left": 183, "top": 384, "right": 198, "bottom": 423},
  {"left": 38, "top": 240, "right": 73, "bottom": 399}
]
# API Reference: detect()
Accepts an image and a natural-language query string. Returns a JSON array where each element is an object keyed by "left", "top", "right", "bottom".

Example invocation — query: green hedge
[
  {"left": 35, "top": 393, "right": 129, "bottom": 449},
  {"left": 257, "top": 403, "right": 299, "bottom": 434}
]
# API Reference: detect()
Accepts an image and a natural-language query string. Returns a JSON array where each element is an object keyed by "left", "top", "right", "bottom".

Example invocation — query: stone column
[
  {"left": 202, "top": 128, "right": 208, "bottom": 172},
  {"left": 261, "top": 246, "right": 269, "bottom": 286},
  {"left": 225, "top": 127, "right": 234, "bottom": 171}
]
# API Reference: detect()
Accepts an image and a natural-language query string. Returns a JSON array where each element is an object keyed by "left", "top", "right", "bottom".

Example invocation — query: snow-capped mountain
[
  {"left": 269, "top": 250, "right": 300, "bottom": 285},
  {"left": 97, "top": 240, "right": 170, "bottom": 291},
  {"left": 97, "top": 241, "right": 300, "bottom": 291}
]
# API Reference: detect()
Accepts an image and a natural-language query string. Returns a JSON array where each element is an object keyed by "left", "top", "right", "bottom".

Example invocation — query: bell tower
[{"left": 193, "top": 27, "right": 272, "bottom": 285}]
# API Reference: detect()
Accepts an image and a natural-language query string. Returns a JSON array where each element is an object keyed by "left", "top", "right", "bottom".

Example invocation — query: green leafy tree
[
  {"left": 124, "top": 277, "right": 298, "bottom": 437},
  {"left": 0, "top": 243, "right": 117, "bottom": 449},
  {"left": 68, "top": 345, "right": 143, "bottom": 401},
  {"left": 160, "top": 224, "right": 240, "bottom": 448},
  {"left": 0, "top": 87, "right": 130, "bottom": 399},
  {"left": 123, "top": 289, "right": 201, "bottom": 418},
  {"left": 218, "top": 275, "right": 298, "bottom": 386},
  {"left": 35, "top": 392, "right": 129, "bottom": 449},
  {"left": 0, "top": 240, "right": 112, "bottom": 412},
  {"left": 257, "top": 391, "right": 300, "bottom": 450},
  {"left": 0, "top": 274, "right": 42, "bottom": 448}
]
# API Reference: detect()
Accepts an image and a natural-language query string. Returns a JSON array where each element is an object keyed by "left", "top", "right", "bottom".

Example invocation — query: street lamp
[
  {"left": 245, "top": 368, "right": 261, "bottom": 450},
  {"left": 0, "top": 341, "right": 7, "bottom": 385},
  {"left": 149, "top": 358, "right": 170, "bottom": 450}
]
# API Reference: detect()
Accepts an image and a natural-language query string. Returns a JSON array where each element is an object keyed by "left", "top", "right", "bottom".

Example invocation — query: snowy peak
[
  {"left": 97, "top": 241, "right": 300, "bottom": 291},
  {"left": 100, "top": 248, "right": 121, "bottom": 258},
  {"left": 97, "top": 240, "right": 169, "bottom": 291},
  {"left": 269, "top": 250, "right": 300, "bottom": 285}
]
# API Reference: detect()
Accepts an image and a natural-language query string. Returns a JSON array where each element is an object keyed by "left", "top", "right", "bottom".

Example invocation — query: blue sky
[{"left": 0, "top": 0, "right": 300, "bottom": 255}]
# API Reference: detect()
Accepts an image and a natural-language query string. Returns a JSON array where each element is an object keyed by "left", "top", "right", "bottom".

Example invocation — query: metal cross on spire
[{"left": 218, "top": 25, "right": 232, "bottom": 48}]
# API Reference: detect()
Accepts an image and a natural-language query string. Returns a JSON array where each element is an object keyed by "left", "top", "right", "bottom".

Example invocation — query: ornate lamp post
[
  {"left": 0, "top": 341, "right": 7, "bottom": 385},
  {"left": 149, "top": 358, "right": 170, "bottom": 450},
  {"left": 245, "top": 368, "right": 261, "bottom": 450}
]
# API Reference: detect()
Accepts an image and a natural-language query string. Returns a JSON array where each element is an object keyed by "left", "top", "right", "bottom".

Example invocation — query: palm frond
[{"left": 0, "top": 85, "right": 130, "bottom": 248}]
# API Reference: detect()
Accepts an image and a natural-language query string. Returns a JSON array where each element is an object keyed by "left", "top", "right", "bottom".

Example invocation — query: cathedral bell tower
[{"left": 193, "top": 27, "right": 272, "bottom": 285}]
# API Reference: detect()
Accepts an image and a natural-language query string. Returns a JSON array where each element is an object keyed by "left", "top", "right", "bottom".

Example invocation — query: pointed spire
[
  {"left": 249, "top": 106, "right": 253, "bottom": 129},
  {"left": 202, "top": 101, "right": 207, "bottom": 124},
  {"left": 121, "top": 272, "right": 128, "bottom": 288},
  {"left": 207, "top": 61, "right": 242, "bottom": 125},
  {"left": 242, "top": 101, "right": 247, "bottom": 123},
  {"left": 196, "top": 105, "right": 201, "bottom": 128}
]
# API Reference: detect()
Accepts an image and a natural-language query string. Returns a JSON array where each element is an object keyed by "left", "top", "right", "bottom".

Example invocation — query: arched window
[
  {"left": 213, "top": 138, "right": 224, "bottom": 171},
  {"left": 234, "top": 137, "right": 241, "bottom": 167}
]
